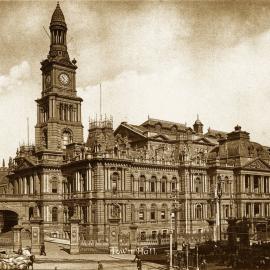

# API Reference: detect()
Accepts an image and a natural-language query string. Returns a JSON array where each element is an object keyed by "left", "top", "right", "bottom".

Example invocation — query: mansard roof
[
  {"left": 208, "top": 126, "right": 270, "bottom": 166},
  {"left": 141, "top": 118, "right": 188, "bottom": 131},
  {"left": 205, "top": 127, "right": 227, "bottom": 139}
]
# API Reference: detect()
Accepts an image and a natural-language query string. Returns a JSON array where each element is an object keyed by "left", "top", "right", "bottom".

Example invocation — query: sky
[{"left": 1, "top": 0, "right": 270, "bottom": 161}]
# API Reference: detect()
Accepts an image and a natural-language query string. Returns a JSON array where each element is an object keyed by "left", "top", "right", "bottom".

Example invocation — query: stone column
[
  {"left": 30, "top": 176, "right": 34, "bottom": 194},
  {"left": 13, "top": 225, "right": 23, "bottom": 252},
  {"left": 30, "top": 217, "right": 43, "bottom": 255},
  {"left": 23, "top": 177, "right": 27, "bottom": 195},
  {"left": 70, "top": 217, "right": 81, "bottom": 255},
  {"left": 129, "top": 224, "right": 138, "bottom": 253}
]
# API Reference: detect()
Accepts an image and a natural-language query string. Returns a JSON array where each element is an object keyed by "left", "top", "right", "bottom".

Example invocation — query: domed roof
[
  {"left": 194, "top": 114, "right": 203, "bottom": 126},
  {"left": 50, "top": 2, "right": 66, "bottom": 27}
]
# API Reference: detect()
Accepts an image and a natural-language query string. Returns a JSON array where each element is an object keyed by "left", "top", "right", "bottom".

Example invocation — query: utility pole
[{"left": 27, "top": 117, "right": 29, "bottom": 146}]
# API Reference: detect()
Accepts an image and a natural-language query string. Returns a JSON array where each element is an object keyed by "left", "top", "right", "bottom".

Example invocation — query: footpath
[{"left": 29, "top": 241, "right": 164, "bottom": 270}]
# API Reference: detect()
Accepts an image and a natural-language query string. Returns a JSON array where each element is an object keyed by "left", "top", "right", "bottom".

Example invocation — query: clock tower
[{"left": 35, "top": 3, "right": 83, "bottom": 157}]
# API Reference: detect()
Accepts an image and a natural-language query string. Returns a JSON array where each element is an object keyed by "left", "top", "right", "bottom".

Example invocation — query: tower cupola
[
  {"left": 193, "top": 114, "right": 204, "bottom": 134},
  {"left": 49, "top": 2, "right": 69, "bottom": 61}
]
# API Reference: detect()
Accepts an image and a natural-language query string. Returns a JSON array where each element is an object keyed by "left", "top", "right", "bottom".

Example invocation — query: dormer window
[{"left": 155, "top": 123, "right": 162, "bottom": 131}]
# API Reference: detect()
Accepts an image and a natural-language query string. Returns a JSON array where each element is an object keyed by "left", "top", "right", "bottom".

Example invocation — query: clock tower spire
[
  {"left": 35, "top": 3, "right": 83, "bottom": 156},
  {"left": 49, "top": 2, "right": 69, "bottom": 62}
]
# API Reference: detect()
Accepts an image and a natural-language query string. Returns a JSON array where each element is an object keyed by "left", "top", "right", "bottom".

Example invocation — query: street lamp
[
  {"left": 217, "top": 177, "right": 223, "bottom": 241},
  {"left": 170, "top": 190, "right": 178, "bottom": 250},
  {"left": 196, "top": 244, "right": 199, "bottom": 270},
  {"left": 169, "top": 211, "right": 173, "bottom": 270}
]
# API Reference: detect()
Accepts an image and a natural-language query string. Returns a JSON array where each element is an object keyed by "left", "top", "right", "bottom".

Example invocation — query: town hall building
[{"left": 0, "top": 3, "right": 270, "bottom": 244}]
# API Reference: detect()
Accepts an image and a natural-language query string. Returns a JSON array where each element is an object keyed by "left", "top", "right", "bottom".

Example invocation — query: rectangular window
[
  {"left": 161, "top": 210, "right": 165, "bottom": 220},
  {"left": 151, "top": 231, "right": 157, "bottom": 239},
  {"left": 254, "top": 176, "right": 259, "bottom": 192},
  {"left": 140, "top": 231, "right": 146, "bottom": 240},
  {"left": 139, "top": 211, "right": 144, "bottom": 220},
  {"left": 246, "top": 203, "right": 250, "bottom": 217},
  {"left": 264, "top": 177, "right": 269, "bottom": 193},
  {"left": 162, "top": 230, "right": 167, "bottom": 238},
  {"left": 245, "top": 175, "right": 249, "bottom": 190},
  {"left": 150, "top": 211, "right": 155, "bottom": 220},
  {"left": 139, "top": 183, "right": 144, "bottom": 192},
  {"left": 172, "top": 182, "right": 176, "bottom": 192},
  {"left": 52, "top": 181, "right": 57, "bottom": 193},
  {"left": 150, "top": 182, "right": 155, "bottom": 192},
  {"left": 161, "top": 182, "right": 166, "bottom": 193},
  {"left": 254, "top": 203, "right": 260, "bottom": 217}
]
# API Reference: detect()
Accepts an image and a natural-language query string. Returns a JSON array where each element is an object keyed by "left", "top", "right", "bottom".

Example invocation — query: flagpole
[{"left": 100, "top": 83, "right": 102, "bottom": 118}]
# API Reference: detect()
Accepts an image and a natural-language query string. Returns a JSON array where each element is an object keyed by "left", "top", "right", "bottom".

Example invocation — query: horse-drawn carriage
[{"left": 0, "top": 248, "right": 34, "bottom": 270}]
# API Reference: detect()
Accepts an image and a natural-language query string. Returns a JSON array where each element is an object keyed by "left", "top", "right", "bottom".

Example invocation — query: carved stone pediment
[
  {"left": 243, "top": 159, "right": 270, "bottom": 171},
  {"left": 14, "top": 157, "right": 34, "bottom": 170}
]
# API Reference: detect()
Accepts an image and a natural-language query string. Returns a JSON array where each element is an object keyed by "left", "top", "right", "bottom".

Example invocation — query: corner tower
[{"left": 35, "top": 3, "right": 83, "bottom": 156}]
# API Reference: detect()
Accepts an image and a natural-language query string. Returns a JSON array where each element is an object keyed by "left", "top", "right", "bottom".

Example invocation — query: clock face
[
  {"left": 59, "top": 73, "right": 70, "bottom": 86},
  {"left": 45, "top": 75, "right": 51, "bottom": 87}
]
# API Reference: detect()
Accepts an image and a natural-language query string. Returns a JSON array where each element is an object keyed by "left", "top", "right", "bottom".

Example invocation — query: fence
[
  {"left": 0, "top": 238, "right": 13, "bottom": 252},
  {"left": 79, "top": 234, "right": 109, "bottom": 254}
]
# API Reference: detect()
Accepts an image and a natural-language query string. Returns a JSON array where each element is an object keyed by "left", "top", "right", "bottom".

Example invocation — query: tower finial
[{"left": 197, "top": 114, "right": 199, "bottom": 121}]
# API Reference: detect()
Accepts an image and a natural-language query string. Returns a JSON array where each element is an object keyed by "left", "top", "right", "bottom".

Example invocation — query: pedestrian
[
  {"left": 137, "top": 258, "right": 142, "bottom": 270},
  {"left": 97, "top": 261, "right": 103, "bottom": 270},
  {"left": 200, "top": 258, "right": 207, "bottom": 270},
  {"left": 132, "top": 250, "right": 139, "bottom": 262},
  {"left": 40, "top": 243, "right": 46, "bottom": 256}
]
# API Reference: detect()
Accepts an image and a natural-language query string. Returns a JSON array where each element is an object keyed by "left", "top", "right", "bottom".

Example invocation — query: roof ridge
[{"left": 143, "top": 118, "right": 186, "bottom": 126}]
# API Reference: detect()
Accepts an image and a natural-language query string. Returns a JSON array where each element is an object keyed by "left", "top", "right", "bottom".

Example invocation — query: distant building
[{"left": 1, "top": 3, "right": 270, "bottom": 243}]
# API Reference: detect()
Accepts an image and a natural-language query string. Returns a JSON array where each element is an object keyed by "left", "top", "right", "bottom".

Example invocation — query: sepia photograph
[{"left": 1, "top": 0, "right": 270, "bottom": 269}]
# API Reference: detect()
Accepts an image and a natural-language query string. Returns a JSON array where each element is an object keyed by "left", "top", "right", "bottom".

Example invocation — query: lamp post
[
  {"left": 196, "top": 244, "right": 199, "bottom": 270},
  {"left": 217, "top": 178, "right": 223, "bottom": 241},
  {"left": 170, "top": 190, "right": 179, "bottom": 250},
  {"left": 169, "top": 211, "right": 173, "bottom": 270}
]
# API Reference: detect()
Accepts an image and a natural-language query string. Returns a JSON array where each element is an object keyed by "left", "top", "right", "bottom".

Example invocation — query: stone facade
[{"left": 0, "top": 3, "right": 270, "bottom": 243}]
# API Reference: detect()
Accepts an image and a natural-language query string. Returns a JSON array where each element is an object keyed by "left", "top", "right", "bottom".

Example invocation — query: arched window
[
  {"left": 131, "top": 175, "right": 134, "bottom": 192},
  {"left": 224, "top": 177, "right": 229, "bottom": 193},
  {"left": 171, "top": 177, "right": 177, "bottom": 192},
  {"left": 224, "top": 205, "right": 229, "bottom": 218},
  {"left": 114, "top": 147, "right": 118, "bottom": 157},
  {"left": 52, "top": 207, "right": 58, "bottom": 222},
  {"left": 150, "top": 204, "right": 157, "bottom": 220},
  {"left": 62, "top": 130, "right": 72, "bottom": 149},
  {"left": 161, "top": 204, "right": 167, "bottom": 220},
  {"left": 194, "top": 177, "right": 202, "bottom": 193},
  {"left": 42, "top": 129, "right": 48, "bottom": 148},
  {"left": 139, "top": 176, "right": 145, "bottom": 192},
  {"left": 52, "top": 181, "right": 58, "bottom": 193},
  {"left": 111, "top": 172, "right": 119, "bottom": 193},
  {"left": 195, "top": 204, "right": 202, "bottom": 220},
  {"left": 29, "top": 207, "right": 34, "bottom": 220},
  {"left": 161, "top": 176, "right": 167, "bottom": 193},
  {"left": 150, "top": 176, "right": 156, "bottom": 193},
  {"left": 139, "top": 204, "right": 146, "bottom": 221}
]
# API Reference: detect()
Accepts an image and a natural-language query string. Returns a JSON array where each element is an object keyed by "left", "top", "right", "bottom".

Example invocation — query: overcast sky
[{"left": 1, "top": 0, "right": 270, "bottom": 161}]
